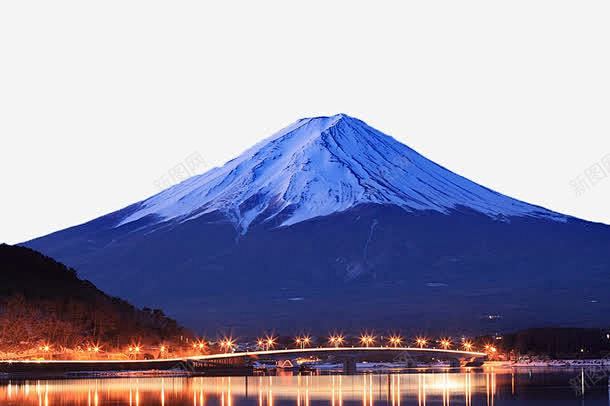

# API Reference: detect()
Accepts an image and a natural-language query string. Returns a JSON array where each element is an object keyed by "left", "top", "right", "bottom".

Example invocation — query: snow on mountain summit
[{"left": 118, "top": 114, "right": 566, "bottom": 233}]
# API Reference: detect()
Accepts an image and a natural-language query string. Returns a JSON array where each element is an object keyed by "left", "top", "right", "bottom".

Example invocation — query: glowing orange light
[
  {"left": 302, "top": 336, "right": 311, "bottom": 348},
  {"left": 388, "top": 335, "right": 403, "bottom": 347},
  {"left": 127, "top": 342, "right": 141, "bottom": 354},
  {"left": 360, "top": 334, "right": 375, "bottom": 347},
  {"left": 86, "top": 341, "right": 102, "bottom": 354},
  {"left": 295, "top": 335, "right": 312, "bottom": 349},
  {"left": 257, "top": 334, "right": 276, "bottom": 351},
  {"left": 462, "top": 341, "right": 474, "bottom": 351},
  {"left": 192, "top": 339, "right": 206, "bottom": 352},
  {"left": 440, "top": 339, "right": 452, "bottom": 350},
  {"left": 265, "top": 335, "right": 277, "bottom": 350},
  {"left": 39, "top": 344, "right": 51, "bottom": 352},
  {"left": 220, "top": 337, "right": 236, "bottom": 353},
  {"left": 329, "top": 334, "right": 345, "bottom": 347},
  {"left": 415, "top": 337, "right": 428, "bottom": 348}
]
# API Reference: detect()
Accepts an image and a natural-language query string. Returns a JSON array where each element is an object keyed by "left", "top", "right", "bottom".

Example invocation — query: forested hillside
[{"left": 0, "top": 244, "right": 189, "bottom": 353}]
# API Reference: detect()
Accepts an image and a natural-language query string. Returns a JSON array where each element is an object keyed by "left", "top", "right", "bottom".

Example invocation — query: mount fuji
[{"left": 24, "top": 114, "right": 610, "bottom": 334}]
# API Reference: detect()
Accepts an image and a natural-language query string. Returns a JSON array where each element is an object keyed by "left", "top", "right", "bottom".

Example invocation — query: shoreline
[
  {"left": 488, "top": 359, "right": 610, "bottom": 368},
  {"left": 2, "top": 360, "right": 610, "bottom": 381}
]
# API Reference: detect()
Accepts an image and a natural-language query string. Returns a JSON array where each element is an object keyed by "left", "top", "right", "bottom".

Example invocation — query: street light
[
  {"left": 193, "top": 339, "right": 206, "bottom": 353},
  {"left": 329, "top": 334, "right": 345, "bottom": 348},
  {"left": 87, "top": 341, "right": 102, "bottom": 355},
  {"left": 484, "top": 344, "right": 497, "bottom": 353},
  {"left": 415, "top": 337, "right": 428, "bottom": 348},
  {"left": 128, "top": 343, "right": 141, "bottom": 358},
  {"left": 440, "top": 339, "right": 452, "bottom": 350},
  {"left": 360, "top": 334, "right": 375, "bottom": 347},
  {"left": 268, "top": 337, "right": 276, "bottom": 350},
  {"left": 220, "top": 337, "right": 236, "bottom": 353},
  {"left": 295, "top": 335, "right": 311, "bottom": 350},
  {"left": 128, "top": 341, "right": 141, "bottom": 350},
  {"left": 260, "top": 335, "right": 276, "bottom": 351},
  {"left": 388, "top": 335, "right": 403, "bottom": 348},
  {"left": 462, "top": 341, "right": 474, "bottom": 352}
]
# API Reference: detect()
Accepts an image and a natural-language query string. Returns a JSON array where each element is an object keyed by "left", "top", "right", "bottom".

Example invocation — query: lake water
[{"left": 1, "top": 368, "right": 609, "bottom": 405}]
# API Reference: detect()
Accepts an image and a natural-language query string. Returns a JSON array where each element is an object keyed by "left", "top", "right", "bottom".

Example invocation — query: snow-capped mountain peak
[{"left": 118, "top": 114, "right": 566, "bottom": 233}]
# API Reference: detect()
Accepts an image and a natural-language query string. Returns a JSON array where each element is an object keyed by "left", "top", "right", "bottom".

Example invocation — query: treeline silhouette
[
  {"left": 501, "top": 328, "right": 610, "bottom": 358},
  {"left": 0, "top": 244, "right": 189, "bottom": 351}
]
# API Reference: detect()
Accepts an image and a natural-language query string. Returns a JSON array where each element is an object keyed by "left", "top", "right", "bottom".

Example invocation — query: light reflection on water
[{"left": 1, "top": 369, "right": 608, "bottom": 405}]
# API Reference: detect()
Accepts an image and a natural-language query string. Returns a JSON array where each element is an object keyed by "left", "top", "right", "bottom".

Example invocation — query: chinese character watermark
[
  {"left": 569, "top": 153, "right": 609, "bottom": 197},
  {"left": 569, "top": 357, "right": 610, "bottom": 396},
  {"left": 153, "top": 152, "right": 209, "bottom": 191}
]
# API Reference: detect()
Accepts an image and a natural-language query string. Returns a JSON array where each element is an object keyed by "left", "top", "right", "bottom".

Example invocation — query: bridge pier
[
  {"left": 463, "top": 358, "right": 485, "bottom": 367},
  {"left": 343, "top": 358, "right": 357, "bottom": 374},
  {"left": 448, "top": 358, "right": 461, "bottom": 368}
]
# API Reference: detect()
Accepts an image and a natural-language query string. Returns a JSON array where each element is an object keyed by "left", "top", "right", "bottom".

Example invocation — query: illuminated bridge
[
  {"left": 186, "top": 347, "right": 487, "bottom": 373},
  {"left": 0, "top": 347, "right": 486, "bottom": 377}
]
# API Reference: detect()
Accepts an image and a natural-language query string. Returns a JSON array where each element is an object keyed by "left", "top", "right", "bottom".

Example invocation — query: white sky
[{"left": 1, "top": 1, "right": 609, "bottom": 244}]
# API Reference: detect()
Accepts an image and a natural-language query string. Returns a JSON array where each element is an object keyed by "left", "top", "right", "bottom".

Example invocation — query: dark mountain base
[
  {"left": 24, "top": 205, "right": 610, "bottom": 335},
  {"left": 0, "top": 244, "right": 189, "bottom": 350}
]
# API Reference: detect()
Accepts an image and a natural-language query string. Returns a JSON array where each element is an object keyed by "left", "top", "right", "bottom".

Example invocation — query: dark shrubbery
[{"left": 0, "top": 244, "right": 189, "bottom": 350}]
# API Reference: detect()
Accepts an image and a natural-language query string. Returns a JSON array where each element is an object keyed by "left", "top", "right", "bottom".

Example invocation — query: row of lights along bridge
[
  {"left": 26, "top": 335, "right": 498, "bottom": 360},
  {"left": 206, "top": 334, "right": 497, "bottom": 354}
]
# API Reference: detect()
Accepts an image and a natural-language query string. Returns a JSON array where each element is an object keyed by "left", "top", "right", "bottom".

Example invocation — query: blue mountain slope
[{"left": 23, "top": 115, "right": 610, "bottom": 334}]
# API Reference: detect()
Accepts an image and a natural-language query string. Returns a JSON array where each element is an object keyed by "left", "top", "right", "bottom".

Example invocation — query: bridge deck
[
  {"left": 188, "top": 346, "right": 487, "bottom": 361},
  {"left": 0, "top": 347, "right": 486, "bottom": 377}
]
